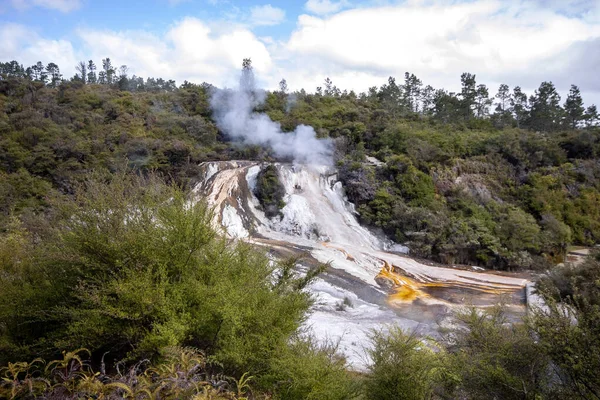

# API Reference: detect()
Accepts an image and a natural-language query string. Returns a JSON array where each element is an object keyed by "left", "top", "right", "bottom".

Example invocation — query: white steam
[{"left": 210, "top": 66, "right": 333, "bottom": 165}]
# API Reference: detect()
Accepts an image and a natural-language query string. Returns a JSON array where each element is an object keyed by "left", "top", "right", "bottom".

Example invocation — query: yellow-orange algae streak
[
  {"left": 377, "top": 263, "right": 430, "bottom": 303},
  {"left": 376, "top": 262, "right": 520, "bottom": 305}
]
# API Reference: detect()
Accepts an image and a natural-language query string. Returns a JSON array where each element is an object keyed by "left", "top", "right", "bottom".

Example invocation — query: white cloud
[
  {"left": 249, "top": 4, "right": 286, "bottom": 26},
  {"left": 304, "top": 0, "right": 349, "bottom": 15},
  {"left": 0, "top": 23, "right": 78, "bottom": 75},
  {"left": 1, "top": 1, "right": 599, "bottom": 105},
  {"left": 10, "top": 0, "right": 81, "bottom": 12},
  {"left": 75, "top": 17, "right": 272, "bottom": 87},
  {"left": 285, "top": 0, "right": 600, "bottom": 100}
]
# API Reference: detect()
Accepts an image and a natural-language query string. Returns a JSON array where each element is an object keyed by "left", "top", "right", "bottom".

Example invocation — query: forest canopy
[{"left": 1, "top": 58, "right": 598, "bottom": 270}]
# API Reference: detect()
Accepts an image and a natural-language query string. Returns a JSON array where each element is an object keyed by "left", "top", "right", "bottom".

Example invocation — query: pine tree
[
  {"left": 564, "top": 84, "right": 585, "bottom": 129},
  {"left": 30, "top": 61, "right": 47, "bottom": 83},
  {"left": 403, "top": 72, "right": 422, "bottom": 113},
  {"left": 495, "top": 84, "right": 511, "bottom": 113},
  {"left": 475, "top": 84, "right": 492, "bottom": 118},
  {"left": 529, "top": 82, "right": 562, "bottom": 132},
  {"left": 46, "top": 62, "right": 62, "bottom": 87},
  {"left": 76, "top": 61, "right": 87, "bottom": 84},
  {"left": 459, "top": 73, "right": 477, "bottom": 120},
  {"left": 87, "top": 60, "right": 97, "bottom": 84},
  {"left": 511, "top": 86, "right": 529, "bottom": 128},
  {"left": 278, "top": 78, "right": 288, "bottom": 94},
  {"left": 585, "top": 105, "right": 598, "bottom": 127},
  {"left": 102, "top": 58, "right": 115, "bottom": 85}
]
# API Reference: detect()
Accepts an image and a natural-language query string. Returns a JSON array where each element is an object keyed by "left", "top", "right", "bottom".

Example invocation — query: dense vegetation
[
  {"left": 4, "top": 251, "right": 600, "bottom": 399},
  {"left": 2, "top": 58, "right": 599, "bottom": 270},
  {"left": 0, "top": 176, "right": 356, "bottom": 399},
  {"left": 253, "top": 164, "right": 286, "bottom": 218},
  {"left": 259, "top": 77, "right": 599, "bottom": 270},
  {"left": 1, "top": 58, "right": 599, "bottom": 398}
]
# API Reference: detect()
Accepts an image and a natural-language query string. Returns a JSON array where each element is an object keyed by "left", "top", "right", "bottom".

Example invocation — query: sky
[{"left": 1, "top": 0, "right": 599, "bottom": 105}]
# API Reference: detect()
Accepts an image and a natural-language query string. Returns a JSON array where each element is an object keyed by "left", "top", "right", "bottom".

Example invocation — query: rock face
[{"left": 193, "top": 160, "right": 528, "bottom": 370}]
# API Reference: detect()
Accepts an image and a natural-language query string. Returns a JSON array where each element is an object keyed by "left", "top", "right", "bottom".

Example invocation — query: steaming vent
[{"left": 194, "top": 60, "right": 528, "bottom": 370}]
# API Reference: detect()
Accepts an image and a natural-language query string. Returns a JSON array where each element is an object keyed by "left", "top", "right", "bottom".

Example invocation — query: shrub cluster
[
  {"left": 253, "top": 164, "right": 286, "bottom": 218},
  {"left": 0, "top": 174, "right": 598, "bottom": 399}
]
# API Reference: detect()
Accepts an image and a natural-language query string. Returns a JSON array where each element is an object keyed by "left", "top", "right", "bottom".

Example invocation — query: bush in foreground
[
  {"left": 0, "top": 175, "right": 326, "bottom": 388},
  {"left": 364, "top": 327, "right": 441, "bottom": 400}
]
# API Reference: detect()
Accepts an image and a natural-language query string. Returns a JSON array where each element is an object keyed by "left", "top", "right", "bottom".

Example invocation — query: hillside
[
  {"left": 0, "top": 60, "right": 599, "bottom": 399},
  {"left": 2, "top": 62, "right": 599, "bottom": 270}
]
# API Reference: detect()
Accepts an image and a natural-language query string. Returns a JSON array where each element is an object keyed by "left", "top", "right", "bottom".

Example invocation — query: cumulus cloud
[
  {"left": 1, "top": 0, "right": 600, "bottom": 104},
  {"left": 10, "top": 0, "right": 81, "bottom": 12},
  {"left": 249, "top": 4, "right": 286, "bottom": 26},
  {"left": 74, "top": 17, "right": 272, "bottom": 88},
  {"left": 0, "top": 23, "right": 78, "bottom": 74},
  {"left": 286, "top": 0, "right": 600, "bottom": 100},
  {"left": 304, "top": 0, "right": 349, "bottom": 15}
]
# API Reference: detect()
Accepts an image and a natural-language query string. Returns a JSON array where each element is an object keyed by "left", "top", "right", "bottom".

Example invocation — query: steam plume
[{"left": 210, "top": 63, "right": 333, "bottom": 165}]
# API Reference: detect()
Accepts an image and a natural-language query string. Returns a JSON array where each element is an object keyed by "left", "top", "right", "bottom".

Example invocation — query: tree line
[
  {"left": 305, "top": 72, "right": 598, "bottom": 131},
  {"left": 2, "top": 58, "right": 598, "bottom": 131},
  {"left": 0, "top": 58, "right": 177, "bottom": 92}
]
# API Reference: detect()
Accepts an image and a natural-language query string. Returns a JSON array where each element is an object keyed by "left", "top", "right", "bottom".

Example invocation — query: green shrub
[
  {"left": 532, "top": 251, "right": 600, "bottom": 399},
  {"left": 0, "top": 176, "right": 319, "bottom": 378},
  {"left": 442, "top": 306, "right": 550, "bottom": 400},
  {"left": 364, "top": 327, "right": 441, "bottom": 400},
  {"left": 254, "top": 164, "right": 286, "bottom": 218},
  {"left": 261, "top": 337, "right": 361, "bottom": 400}
]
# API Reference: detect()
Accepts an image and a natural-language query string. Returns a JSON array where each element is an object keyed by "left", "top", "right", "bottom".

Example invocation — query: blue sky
[
  {"left": 1, "top": 0, "right": 600, "bottom": 105},
  {"left": 2, "top": 1, "right": 304, "bottom": 38}
]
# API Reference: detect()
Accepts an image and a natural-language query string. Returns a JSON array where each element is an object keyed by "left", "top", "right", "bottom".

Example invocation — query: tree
[
  {"left": 379, "top": 76, "right": 402, "bottom": 117},
  {"left": 564, "top": 84, "right": 585, "bottom": 129},
  {"left": 97, "top": 70, "right": 107, "bottom": 84},
  {"left": 45, "top": 62, "right": 62, "bottom": 88},
  {"left": 29, "top": 61, "right": 47, "bottom": 83},
  {"left": 278, "top": 78, "right": 288, "bottom": 94},
  {"left": 511, "top": 86, "right": 529, "bottom": 128},
  {"left": 0, "top": 60, "right": 25, "bottom": 78},
  {"left": 433, "top": 89, "right": 461, "bottom": 123},
  {"left": 324, "top": 77, "right": 334, "bottom": 96},
  {"left": 0, "top": 176, "right": 323, "bottom": 374},
  {"left": 444, "top": 306, "right": 550, "bottom": 399},
  {"left": 117, "top": 65, "right": 129, "bottom": 90},
  {"left": 75, "top": 61, "right": 87, "bottom": 84},
  {"left": 585, "top": 104, "right": 599, "bottom": 127},
  {"left": 365, "top": 327, "right": 441, "bottom": 400},
  {"left": 493, "top": 84, "right": 513, "bottom": 127},
  {"left": 101, "top": 58, "right": 115, "bottom": 84},
  {"left": 87, "top": 60, "right": 97, "bottom": 84},
  {"left": 532, "top": 252, "right": 600, "bottom": 399},
  {"left": 240, "top": 58, "right": 254, "bottom": 93},
  {"left": 459, "top": 72, "right": 477, "bottom": 120},
  {"left": 403, "top": 72, "right": 422, "bottom": 113},
  {"left": 495, "top": 84, "right": 511, "bottom": 113},
  {"left": 474, "top": 84, "right": 492, "bottom": 118},
  {"left": 529, "top": 81, "right": 562, "bottom": 132},
  {"left": 420, "top": 85, "right": 435, "bottom": 115}
]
